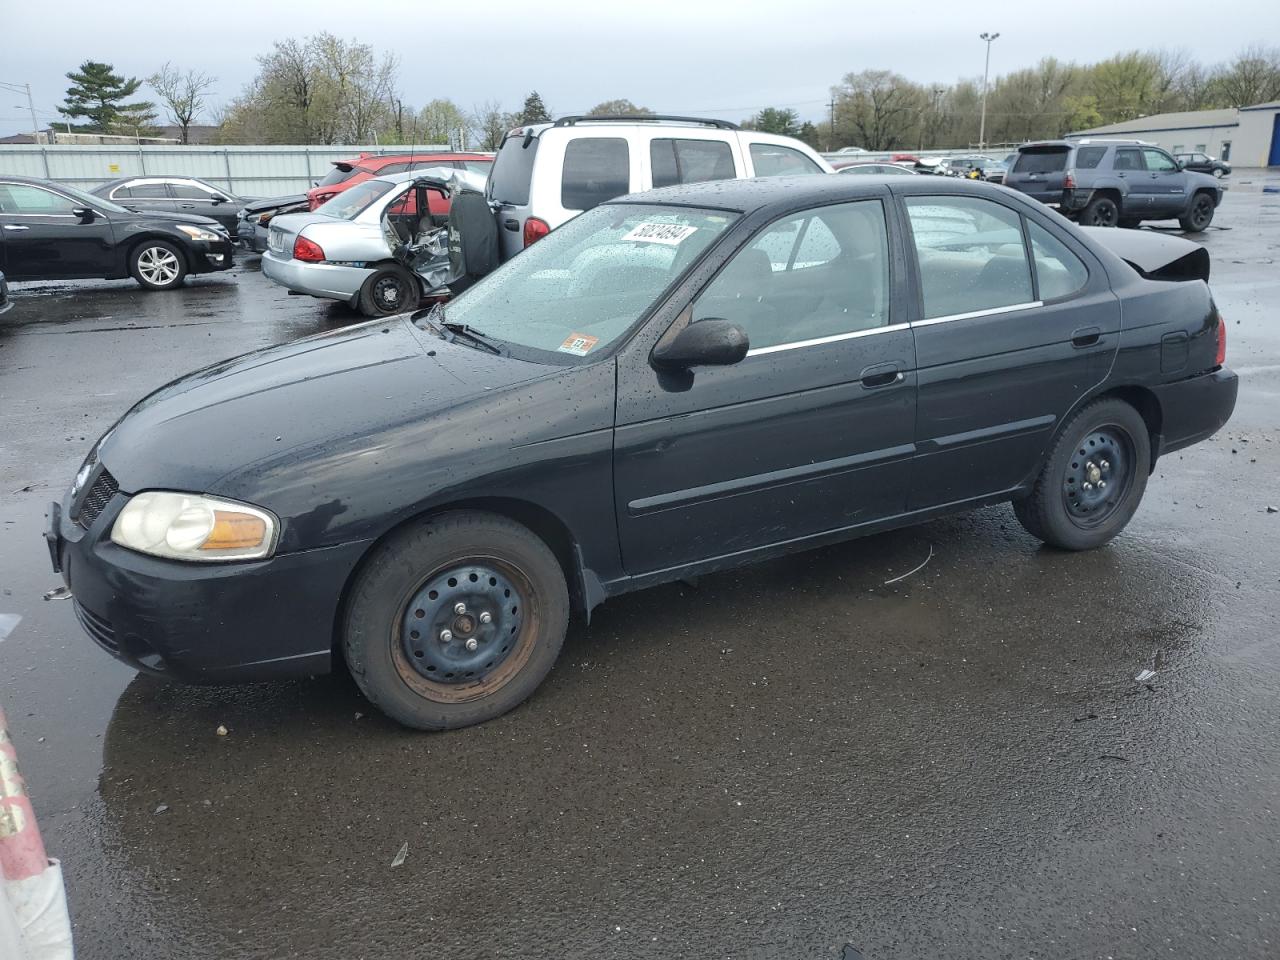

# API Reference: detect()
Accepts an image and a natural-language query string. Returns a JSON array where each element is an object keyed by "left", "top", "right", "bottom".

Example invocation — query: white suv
[{"left": 485, "top": 115, "right": 833, "bottom": 260}]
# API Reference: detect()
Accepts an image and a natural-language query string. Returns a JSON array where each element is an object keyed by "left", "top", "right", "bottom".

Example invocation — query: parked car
[
  {"left": 0, "top": 175, "right": 234, "bottom": 289},
  {"left": 0, "top": 270, "right": 11, "bottom": 315},
  {"left": 1174, "top": 152, "right": 1231, "bottom": 178},
  {"left": 90, "top": 177, "right": 246, "bottom": 233},
  {"left": 487, "top": 115, "right": 832, "bottom": 261},
  {"left": 48, "top": 175, "right": 1236, "bottom": 730},
  {"left": 306, "top": 153, "right": 494, "bottom": 211},
  {"left": 984, "top": 154, "right": 1019, "bottom": 184},
  {"left": 837, "top": 162, "right": 918, "bottom": 175},
  {"left": 831, "top": 146, "right": 868, "bottom": 155},
  {"left": 1005, "top": 139, "right": 1224, "bottom": 231},
  {"left": 236, "top": 193, "right": 308, "bottom": 253},
  {"left": 262, "top": 168, "right": 484, "bottom": 315}
]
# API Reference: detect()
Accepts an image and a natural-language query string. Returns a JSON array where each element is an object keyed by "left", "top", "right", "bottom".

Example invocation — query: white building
[{"left": 1069, "top": 101, "right": 1280, "bottom": 167}]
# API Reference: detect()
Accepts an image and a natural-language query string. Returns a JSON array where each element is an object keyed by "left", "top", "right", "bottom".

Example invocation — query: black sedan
[
  {"left": 235, "top": 193, "right": 308, "bottom": 253},
  {"left": 0, "top": 176, "right": 234, "bottom": 290},
  {"left": 47, "top": 176, "right": 1237, "bottom": 730},
  {"left": 90, "top": 176, "right": 246, "bottom": 232},
  {"left": 1174, "top": 152, "right": 1232, "bottom": 178}
]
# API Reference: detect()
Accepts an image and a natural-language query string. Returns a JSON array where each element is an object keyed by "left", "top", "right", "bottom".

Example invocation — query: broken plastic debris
[
  {"left": 154, "top": 804, "right": 169, "bottom": 814},
  {"left": 0, "top": 613, "right": 21, "bottom": 643},
  {"left": 391, "top": 842, "right": 408, "bottom": 867},
  {"left": 215, "top": 725, "right": 229, "bottom": 737},
  {"left": 1134, "top": 669, "right": 1157, "bottom": 684},
  {"left": 1267, "top": 505, "right": 1278, "bottom": 514},
  {"left": 883, "top": 544, "right": 933, "bottom": 585},
  {"left": 42, "top": 586, "right": 72, "bottom": 601}
]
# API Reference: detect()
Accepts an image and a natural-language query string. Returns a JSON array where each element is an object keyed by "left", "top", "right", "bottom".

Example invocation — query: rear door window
[
  {"left": 905, "top": 196, "right": 1034, "bottom": 319},
  {"left": 1012, "top": 149, "right": 1069, "bottom": 174},
  {"left": 561, "top": 137, "right": 630, "bottom": 211},
  {"left": 1113, "top": 148, "right": 1145, "bottom": 171},
  {"left": 1074, "top": 146, "right": 1107, "bottom": 169},
  {"left": 749, "top": 143, "right": 823, "bottom": 177},
  {"left": 650, "top": 138, "right": 736, "bottom": 188},
  {"left": 169, "top": 182, "right": 215, "bottom": 200},
  {"left": 128, "top": 182, "right": 171, "bottom": 198}
]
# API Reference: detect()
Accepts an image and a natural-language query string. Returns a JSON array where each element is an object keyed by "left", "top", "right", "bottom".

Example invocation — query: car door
[
  {"left": 117, "top": 180, "right": 178, "bottom": 216},
  {"left": 613, "top": 195, "right": 917, "bottom": 574},
  {"left": 0, "top": 181, "right": 115, "bottom": 280},
  {"left": 170, "top": 181, "right": 237, "bottom": 230},
  {"left": 900, "top": 191, "right": 1120, "bottom": 509},
  {"left": 1111, "top": 147, "right": 1151, "bottom": 212},
  {"left": 1141, "top": 148, "right": 1187, "bottom": 217}
]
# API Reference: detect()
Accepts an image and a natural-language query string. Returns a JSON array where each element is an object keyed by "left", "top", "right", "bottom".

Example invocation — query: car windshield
[
  {"left": 316, "top": 179, "right": 397, "bottom": 220},
  {"left": 62, "top": 182, "right": 130, "bottom": 215},
  {"left": 435, "top": 203, "right": 738, "bottom": 364},
  {"left": 318, "top": 164, "right": 358, "bottom": 187}
]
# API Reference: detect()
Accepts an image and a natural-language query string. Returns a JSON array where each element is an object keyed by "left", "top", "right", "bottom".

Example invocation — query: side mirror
[
  {"left": 653, "top": 318, "right": 749, "bottom": 369},
  {"left": 71, "top": 207, "right": 95, "bottom": 223},
  {"left": 210, "top": 194, "right": 229, "bottom": 204}
]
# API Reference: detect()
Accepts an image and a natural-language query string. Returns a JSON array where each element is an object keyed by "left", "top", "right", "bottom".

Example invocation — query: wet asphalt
[{"left": 1, "top": 176, "right": 1278, "bottom": 960}]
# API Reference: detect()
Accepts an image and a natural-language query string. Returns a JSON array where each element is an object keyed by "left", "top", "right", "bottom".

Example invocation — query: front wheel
[
  {"left": 342, "top": 511, "right": 570, "bottom": 730},
  {"left": 1080, "top": 196, "right": 1120, "bottom": 227},
  {"left": 1179, "top": 193, "right": 1215, "bottom": 232},
  {"left": 130, "top": 240, "right": 187, "bottom": 290},
  {"left": 358, "top": 265, "right": 420, "bottom": 317},
  {"left": 1212, "top": 168, "right": 1224, "bottom": 178},
  {"left": 1013, "top": 398, "right": 1151, "bottom": 550}
]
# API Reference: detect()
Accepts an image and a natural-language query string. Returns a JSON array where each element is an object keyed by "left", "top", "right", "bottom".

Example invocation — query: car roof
[
  {"left": 607, "top": 174, "right": 1018, "bottom": 216},
  {"left": 0, "top": 174, "right": 63, "bottom": 187},
  {"left": 359, "top": 152, "right": 492, "bottom": 166}
]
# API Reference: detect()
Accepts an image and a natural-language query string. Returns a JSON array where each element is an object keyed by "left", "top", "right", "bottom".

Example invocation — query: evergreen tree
[
  {"left": 518, "top": 91, "right": 552, "bottom": 124},
  {"left": 59, "top": 61, "right": 156, "bottom": 133}
]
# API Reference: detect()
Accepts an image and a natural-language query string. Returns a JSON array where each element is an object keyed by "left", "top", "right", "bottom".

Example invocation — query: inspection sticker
[
  {"left": 621, "top": 222, "right": 698, "bottom": 245},
  {"left": 558, "top": 333, "right": 600, "bottom": 356}
]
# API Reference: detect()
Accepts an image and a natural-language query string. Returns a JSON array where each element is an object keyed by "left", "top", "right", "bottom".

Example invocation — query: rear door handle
[
  {"left": 1071, "top": 326, "right": 1102, "bottom": 347},
  {"left": 860, "top": 362, "right": 904, "bottom": 388},
  {"left": 2, "top": 224, "right": 29, "bottom": 231},
  {"left": 503, "top": 218, "right": 520, "bottom": 232}
]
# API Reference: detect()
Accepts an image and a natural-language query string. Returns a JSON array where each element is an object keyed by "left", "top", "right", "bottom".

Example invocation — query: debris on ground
[
  {"left": 391, "top": 842, "right": 409, "bottom": 868},
  {"left": 1073, "top": 713, "right": 1098, "bottom": 723},
  {"left": 41, "top": 586, "right": 71, "bottom": 602},
  {"left": 1267, "top": 505, "right": 1278, "bottom": 514},
  {"left": 154, "top": 804, "right": 169, "bottom": 815},
  {"left": 1135, "top": 669, "right": 1157, "bottom": 684},
  {"left": 1098, "top": 754, "right": 1131, "bottom": 762},
  {"left": 883, "top": 544, "right": 934, "bottom": 585},
  {"left": 215, "top": 725, "right": 229, "bottom": 737}
]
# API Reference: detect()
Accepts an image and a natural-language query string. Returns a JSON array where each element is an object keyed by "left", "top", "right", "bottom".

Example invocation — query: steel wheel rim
[
  {"left": 392, "top": 556, "right": 540, "bottom": 704},
  {"left": 1089, "top": 202, "right": 1117, "bottom": 227},
  {"left": 138, "top": 246, "right": 180, "bottom": 285},
  {"left": 1192, "top": 197, "right": 1213, "bottom": 227},
  {"left": 1062, "top": 425, "right": 1134, "bottom": 528},
  {"left": 373, "top": 274, "right": 405, "bottom": 312}
]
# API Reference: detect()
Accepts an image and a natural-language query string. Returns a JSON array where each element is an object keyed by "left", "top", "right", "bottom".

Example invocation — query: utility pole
[
  {"left": 978, "top": 32, "right": 1000, "bottom": 150},
  {"left": 0, "top": 81, "right": 41, "bottom": 142},
  {"left": 828, "top": 96, "right": 837, "bottom": 151}
]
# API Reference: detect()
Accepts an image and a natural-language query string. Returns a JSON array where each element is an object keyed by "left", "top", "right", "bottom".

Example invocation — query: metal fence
[{"left": 0, "top": 143, "right": 453, "bottom": 197}]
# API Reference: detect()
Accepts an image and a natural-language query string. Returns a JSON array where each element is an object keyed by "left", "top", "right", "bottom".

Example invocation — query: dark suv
[{"left": 1005, "top": 139, "right": 1223, "bottom": 232}]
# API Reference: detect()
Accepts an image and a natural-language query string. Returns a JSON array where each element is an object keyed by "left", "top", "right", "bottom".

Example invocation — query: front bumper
[
  {"left": 261, "top": 250, "right": 371, "bottom": 302},
  {"left": 1151, "top": 367, "right": 1238, "bottom": 460},
  {"left": 189, "top": 236, "right": 236, "bottom": 274},
  {"left": 46, "top": 481, "right": 371, "bottom": 683}
]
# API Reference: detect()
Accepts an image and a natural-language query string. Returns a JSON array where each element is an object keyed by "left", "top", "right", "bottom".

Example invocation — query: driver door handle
[
  {"left": 3, "top": 224, "right": 29, "bottom": 231},
  {"left": 1071, "top": 326, "right": 1102, "bottom": 347},
  {"left": 860, "top": 362, "right": 904, "bottom": 388}
]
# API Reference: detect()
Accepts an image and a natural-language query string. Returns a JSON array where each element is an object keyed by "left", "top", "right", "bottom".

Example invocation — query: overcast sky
[{"left": 3, "top": 0, "right": 1277, "bottom": 137}]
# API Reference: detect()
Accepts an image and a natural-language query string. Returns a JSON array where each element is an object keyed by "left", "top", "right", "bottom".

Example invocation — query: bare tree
[
  {"left": 832, "top": 70, "right": 925, "bottom": 151},
  {"left": 471, "top": 100, "right": 513, "bottom": 151},
  {"left": 147, "top": 62, "right": 216, "bottom": 144},
  {"left": 1213, "top": 45, "right": 1280, "bottom": 107}
]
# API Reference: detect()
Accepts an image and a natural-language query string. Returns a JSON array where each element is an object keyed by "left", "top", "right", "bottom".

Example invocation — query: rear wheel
[
  {"left": 1013, "top": 398, "right": 1151, "bottom": 550},
  {"left": 1179, "top": 193, "right": 1215, "bottom": 232},
  {"left": 1081, "top": 195, "right": 1120, "bottom": 227},
  {"left": 130, "top": 240, "right": 187, "bottom": 290},
  {"left": 358, "top": 264, "right": 420, "bottom": 317},
  {"left": 342, "top": 511, "right": 569, "bottom": 730}
]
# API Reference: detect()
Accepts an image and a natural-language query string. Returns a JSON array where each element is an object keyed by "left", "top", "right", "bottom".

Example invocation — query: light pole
[
  {"left": 0, "top": 81, "right": 40, "bottom": 142},
  {"left": 978, "top": 32, "right": 1000, "bottom": 150}
]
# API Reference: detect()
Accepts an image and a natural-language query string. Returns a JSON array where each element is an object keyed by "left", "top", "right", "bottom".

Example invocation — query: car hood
[
  {"left": 111, "top": 208, "right": 224, "bottom": 229},
  {"left": 240, "top": 194, "right": 307, "bottom": 215},
  {"left": 99, "top": 316, "right": 551, "bottom": 502}
]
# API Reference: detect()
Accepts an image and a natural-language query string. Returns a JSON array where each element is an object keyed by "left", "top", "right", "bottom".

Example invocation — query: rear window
[
  {"left": 1013, "top": 148, "right": 1069, "bottom": 174},
  {"left": 1075, "top": 146, "right": 1107, "bottom": 169},
  {"left": 458, "top": 160, "right": 493, "bottom": 175},
  {"left": 489, "top": 135, "right": 540, "bottom": 206},
  {"left": 316, "top": 179, "right": 396, "bottom": 220},
  {"left": 650, "top": 138, "right": 736, "bottom": 188},
  {"left": 561, "top": 137, "right": 630, "bottom": 211},
  {"left": 749, "top": 143, "right": 823, "bottom": 177},
  {"left": 318, "top": 164, "right": 358, "bottom": 188}
]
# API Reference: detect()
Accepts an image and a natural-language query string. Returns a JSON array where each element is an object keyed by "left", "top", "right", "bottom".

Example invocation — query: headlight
[
  {"left": 110, "top": 492, "right": 277, "bottom": 562},
  {"left": 176, "top": 224, "right": 222, "bottom": 242}
]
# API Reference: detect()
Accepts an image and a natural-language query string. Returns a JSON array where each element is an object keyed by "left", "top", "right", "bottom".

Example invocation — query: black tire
[
  {"left": 1080, "top": 195, "right": 1120, "bottom": 228},
  {"left": 342, "top": 510, "right": 570, "bottom": 730},
  {"left": 1179, "top": 193, "right": 1215, "bottom": 232},
  {"left": 1013, "top": 398, "right": 1151, "bottom": 551},
  {"left": 1212, "top": 168, "right": 1224, "bottom": 179},
  {"left": 1119, "top": 218, "right": 1142, "bottom": 229},
  {"left": 358, "top": 265, "right": 419, "bottom": 317},
  {"left": 129, "top": 240, "right": 187, "bottom": 290}
]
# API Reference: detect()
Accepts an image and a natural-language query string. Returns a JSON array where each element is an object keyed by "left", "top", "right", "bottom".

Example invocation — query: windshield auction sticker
[
  {"left": 558, "top": 333, "right": 600, "bottom": 356},
  {"left": 621, "top": 222, "right": 698, "bottom": 245}
]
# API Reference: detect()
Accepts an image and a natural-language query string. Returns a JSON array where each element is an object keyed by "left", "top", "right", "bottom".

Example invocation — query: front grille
[
  {"left": 74, "top": 601, "right": 118, "bottom": 653},
  {"left": 77, "top": 470, "right": 118, "bottom": 529}
]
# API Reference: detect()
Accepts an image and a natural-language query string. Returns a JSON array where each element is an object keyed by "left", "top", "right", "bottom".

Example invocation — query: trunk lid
[{"left": 1006, "top": 145, "right": 1071, "bottom": 202}]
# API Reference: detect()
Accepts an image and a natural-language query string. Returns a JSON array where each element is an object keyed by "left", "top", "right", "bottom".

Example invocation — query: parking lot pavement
[{"left": 1, "top": 175, "right": 1279, "bottom": 959}]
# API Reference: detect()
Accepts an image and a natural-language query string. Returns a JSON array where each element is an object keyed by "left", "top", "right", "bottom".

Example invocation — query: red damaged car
[{"left": 306, "top": 153, "right": 493, "bottom": 215}]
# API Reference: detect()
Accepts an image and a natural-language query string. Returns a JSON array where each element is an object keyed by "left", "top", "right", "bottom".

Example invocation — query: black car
[
  {"left": 0, "top": 176, "right": 234, "bottom": 290},
  {"left": 1173, "top": 152, "right": 1231, "bottom": 178},
  {"left": 47, "top": 176, "right": 1236, "bottom": 730},
  {"left": 1005, "top": 139, "right": 1224, "bottom": 231},
  {"left": 235, "top": 193, "right": 308, "bottom": 253},
  {"left": 90, "top": 176, "right": 246, "bottom": 232}
]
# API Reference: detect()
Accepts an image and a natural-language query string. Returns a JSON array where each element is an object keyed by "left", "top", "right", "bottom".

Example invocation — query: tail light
[
  {"left": 1216, "top": 315, "right": 1227, "bottom": 366},
  {"left": 293, "top": 235, "right": 325, "bottom": 262},
  {"left": 310, "top": 193, "right": 334, "bottom": 210},
  {"left": 1064, "top": 170, "right": 1076, "bottom": 190},
  {"left": 523, "top": 217, "right": 550, "bottom": 247}
]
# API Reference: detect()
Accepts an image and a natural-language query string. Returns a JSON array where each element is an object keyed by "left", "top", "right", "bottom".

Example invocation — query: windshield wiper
[{"left": 418, "top": 303, "right": 504, "bottom": 355}]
